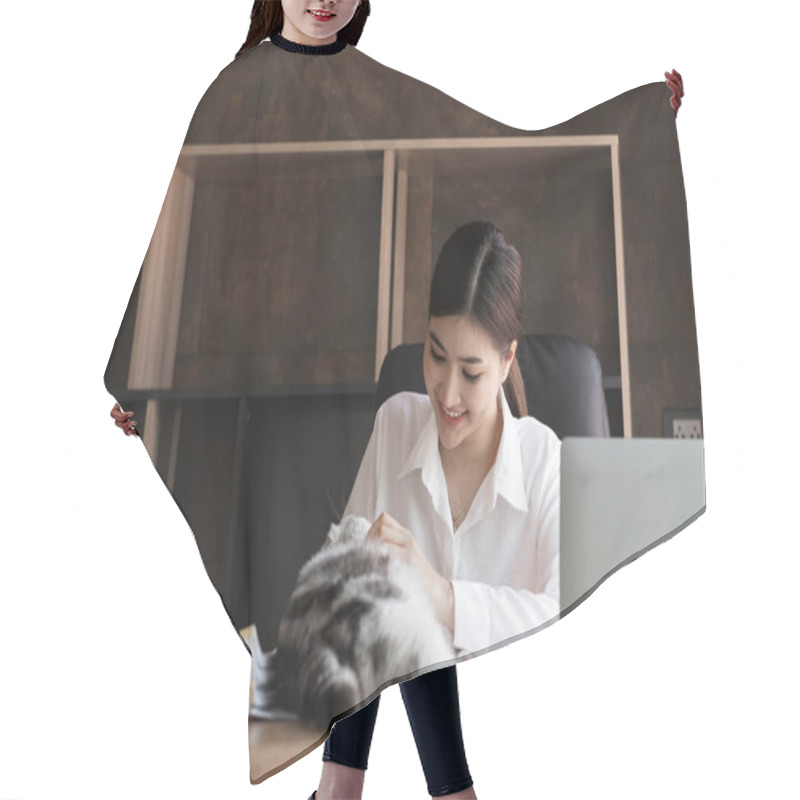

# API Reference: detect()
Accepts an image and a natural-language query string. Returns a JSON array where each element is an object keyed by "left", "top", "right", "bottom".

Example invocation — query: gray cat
[{"left": 251, "top": 515, "right": 455, "bottom": 727}]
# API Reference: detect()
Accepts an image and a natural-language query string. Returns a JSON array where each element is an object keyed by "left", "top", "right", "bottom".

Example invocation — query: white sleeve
[
  {"left": 450, "top": 582, "right": 559, "bottom": 654},
  {"left": 342, "top": 403, "right": 386, "bottom": 524},
  {"left": 451, "top": 437, "right": 561, "bottom": 654}
]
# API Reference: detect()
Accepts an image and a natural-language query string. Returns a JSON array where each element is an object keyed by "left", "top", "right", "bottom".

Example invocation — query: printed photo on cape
[{"left": 104, "top": 29, "right": 704, "bottom": 783}]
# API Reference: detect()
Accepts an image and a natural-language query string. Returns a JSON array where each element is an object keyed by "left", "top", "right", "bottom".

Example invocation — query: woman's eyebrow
[{"left": 429, "top": 330, "right": 483, "bottom": 364}]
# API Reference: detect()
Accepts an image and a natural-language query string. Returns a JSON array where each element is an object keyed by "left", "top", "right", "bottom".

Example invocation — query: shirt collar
[
  {"left": 268, "top": 32, "right": 348, "bottom": 56},
  {"left": 488, "top": 389, "right": 529, "bottom": 513},
  {"left": 398, "top": 389, "right": 528, "bottom": 517}
]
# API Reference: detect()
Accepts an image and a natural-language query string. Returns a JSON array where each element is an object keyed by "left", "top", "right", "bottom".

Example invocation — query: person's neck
[
  {"left": 271, "top": 29, "right": 347, "bottom": 55},
  {"left": 281, "top": 20, "right": 335, "bottom": 47}
]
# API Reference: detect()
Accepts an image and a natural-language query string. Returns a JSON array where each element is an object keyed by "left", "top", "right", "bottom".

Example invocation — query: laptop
[{"left": 560, "top": 438, "right": 706, "bottom": 615}]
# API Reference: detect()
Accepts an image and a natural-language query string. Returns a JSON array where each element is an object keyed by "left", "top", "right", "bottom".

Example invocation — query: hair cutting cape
[{"left": 104, "top": 37, "right": 705, "bottom": 783}]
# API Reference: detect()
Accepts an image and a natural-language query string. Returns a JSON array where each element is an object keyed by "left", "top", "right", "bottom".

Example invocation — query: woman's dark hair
[
  {"left": 429, "top": 221, "right": 528, "bottom": 418},
  {"left": 236, "top": 1, "right": 371, "bottom": 59}
]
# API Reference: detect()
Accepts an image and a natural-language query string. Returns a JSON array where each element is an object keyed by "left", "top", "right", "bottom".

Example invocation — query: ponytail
[{"left": 503, "top": 357, "right": 528, "bottom": 419}]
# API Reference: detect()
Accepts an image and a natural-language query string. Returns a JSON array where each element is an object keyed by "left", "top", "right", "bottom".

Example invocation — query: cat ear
[
  {"left": 349, "top": 514, "right": 371, "bottom": 542},
  {"left": 338, "top": 514, "right": 370, "bottom": 543},
  {"left": 324, "top": 521, "right": 342, "bottom": 547}
]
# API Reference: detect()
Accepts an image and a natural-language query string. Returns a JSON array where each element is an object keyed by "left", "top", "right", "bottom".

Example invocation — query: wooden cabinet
[{"left": 129, "top": 133, "right": 631, "bottom": 440}]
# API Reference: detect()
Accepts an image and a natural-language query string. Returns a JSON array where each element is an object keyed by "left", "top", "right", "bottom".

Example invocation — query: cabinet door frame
[{"left": 132, "top": 134, "right": 631, "bottom": 462}]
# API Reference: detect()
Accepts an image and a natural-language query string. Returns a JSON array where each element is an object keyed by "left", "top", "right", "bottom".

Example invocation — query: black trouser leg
[
  {"left": 322, "top": 666, "right": 473, "bottom": 797},
  {"left": 400, "top": 666, "right": 473, "bottom": 797},
  {"left": 322, "top": 693, "right": 381, "bottom": 770}
]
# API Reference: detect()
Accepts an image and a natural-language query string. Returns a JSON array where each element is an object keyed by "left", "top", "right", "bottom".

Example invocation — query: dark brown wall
[
  {"left": 403, "top": 152, "right": 621, "bottom": 385},
  {"left": 174, "top": 173, "right": 382, "bottom": 391}
]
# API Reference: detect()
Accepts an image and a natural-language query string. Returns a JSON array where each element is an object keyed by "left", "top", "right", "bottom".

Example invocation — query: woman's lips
[
  {"left": 440, "top": 404, "right": 466, "bottom": 425},
  {"left": 308, "top": 9, "right": 335, "bottom": 21}
]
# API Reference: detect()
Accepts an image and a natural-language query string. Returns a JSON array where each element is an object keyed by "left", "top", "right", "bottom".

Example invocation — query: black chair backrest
[{"left": 375, "top": 334, "right": 610, "bottom": 439}]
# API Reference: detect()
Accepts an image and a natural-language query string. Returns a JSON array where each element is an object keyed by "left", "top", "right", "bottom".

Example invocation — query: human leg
[
  {"left": 316, "top": 694, "right": 382, "bottom": 800},
  {"left": 400, "top": 666, "right": 475, "bottom": 798}
]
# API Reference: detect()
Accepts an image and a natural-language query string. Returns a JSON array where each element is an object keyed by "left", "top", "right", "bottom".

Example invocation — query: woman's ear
[{"left": 501, "top": 339, "right": 518, "bottom": 382}]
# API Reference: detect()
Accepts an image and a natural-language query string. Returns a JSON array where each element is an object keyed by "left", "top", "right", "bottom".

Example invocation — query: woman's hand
[
  {"left": 665, "top": 68, "right": 684, "bottom": 115},
  {"left": 111, "top": 402, "right": 139, "bottom": 436},
  {"left": 367, "top": 511, "right": 454, "bottom": 631}
]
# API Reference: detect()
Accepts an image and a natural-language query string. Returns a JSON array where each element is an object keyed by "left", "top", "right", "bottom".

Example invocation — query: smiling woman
[
  {"left": 349, "top": 221, "right": 560, "bottom": 643},
  {"left": 317, "top": 222, "right": 560, "bottom": 800},
  {"left": 281, "top": 0, "right": 363, "bottom": 46},
  {"left": 425, "top": 222, "right": 526, "bottom": 464}
]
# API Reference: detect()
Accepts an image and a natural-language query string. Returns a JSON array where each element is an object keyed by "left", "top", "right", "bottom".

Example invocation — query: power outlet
[{"left": 672, "top": 418, "right": 702, "bottom": 439}]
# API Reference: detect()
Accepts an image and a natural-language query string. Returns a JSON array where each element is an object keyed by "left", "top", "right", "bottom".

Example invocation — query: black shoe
[{"left": 307, "top": 793, "right": 316, "bottom": 800}]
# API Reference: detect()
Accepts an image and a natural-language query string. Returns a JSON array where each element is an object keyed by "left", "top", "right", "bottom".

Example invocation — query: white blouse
[{"left": 343, "top": 389, "right": 561, "bottom": 656}]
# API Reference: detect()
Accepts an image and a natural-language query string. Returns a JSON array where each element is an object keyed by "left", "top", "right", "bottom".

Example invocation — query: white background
[{"left": 2, "top": 1, "right": 797, "bottom": 798}]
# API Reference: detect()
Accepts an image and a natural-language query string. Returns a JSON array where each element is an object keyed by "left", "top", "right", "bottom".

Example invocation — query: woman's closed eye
[{"left": 429, "top": 344, "right": 481, "bottom": 382}]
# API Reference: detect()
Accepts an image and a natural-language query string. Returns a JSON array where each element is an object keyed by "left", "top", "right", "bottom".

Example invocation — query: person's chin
[{"left": 437, "top": 423, "right": 465, "bottom": 451}]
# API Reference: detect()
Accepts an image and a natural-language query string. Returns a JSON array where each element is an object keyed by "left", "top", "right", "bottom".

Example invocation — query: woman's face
[
  {"left": 423, "top": 315, "right": 517, "bottom": 455},
  {"left": 280, "top": 0, "right": 361, "bottom": 46}
]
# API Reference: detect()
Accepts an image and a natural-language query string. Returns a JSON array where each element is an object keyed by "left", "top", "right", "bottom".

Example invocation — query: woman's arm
[
  {"left": 369, "top": 436, "right": 561, "bottom": 655},
  {"left": 367, "top": 511, "right": 456, "bottom": 628},
  {"left": 450, "top": 437, "right": 561, "bottom": 654},
  {"left": 450, "top": 579, "right": 559, "bottom": 655}
]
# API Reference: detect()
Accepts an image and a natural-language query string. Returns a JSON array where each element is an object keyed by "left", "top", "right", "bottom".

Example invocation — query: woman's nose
[{"left": 440, "top": 370, "right": 461, "bottom": 408}]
